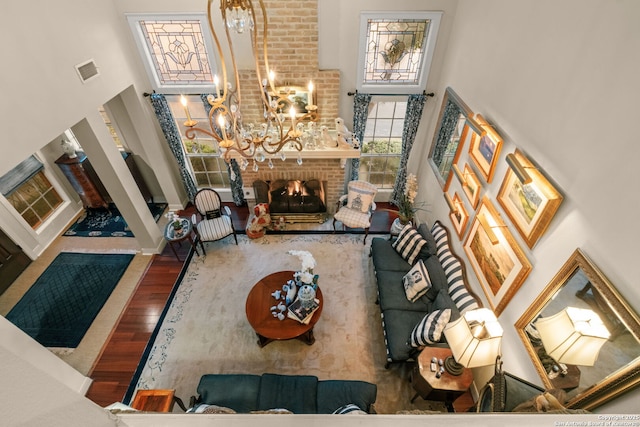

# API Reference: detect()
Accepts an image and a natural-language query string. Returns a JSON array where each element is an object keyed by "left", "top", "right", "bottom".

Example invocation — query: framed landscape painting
[
  {"left": 463, "top": 197, "right": 532, "bottom": 316},
  {"left": 468, "top": 114, "right": 503, "bottom": 183},
  {"left": 497, "top": 149, "right": 563, "bottom": 249},
  {"left": 454, "top": 163, "right": 481, "bottom": 209},
  {"left": 445, "top": 192, "right": 469, "bottom": 239}
]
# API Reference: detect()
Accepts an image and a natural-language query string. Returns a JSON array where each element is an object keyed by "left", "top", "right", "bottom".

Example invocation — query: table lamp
[
  {"left": 535, "top": 307, "right": 610, "bottom": 366},
  {"left": 443, "top": 308, "right": 503, "bottom": 375}
]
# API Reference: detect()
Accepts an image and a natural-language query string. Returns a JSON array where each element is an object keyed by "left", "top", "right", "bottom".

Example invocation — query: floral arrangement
[
  {"left": 397, "top": 173, "right": 424, "bottom": 223},
  {"left": 288, "top": 250, "right": 318, "bottom": 287},
  {"left": 165, "top": 211, "right": 182, "bottom": 230}
]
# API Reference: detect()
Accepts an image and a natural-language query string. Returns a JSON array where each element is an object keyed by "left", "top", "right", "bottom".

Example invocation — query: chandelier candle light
[{"left": 182, "top": 0, "right": 322, "bottom": 170}]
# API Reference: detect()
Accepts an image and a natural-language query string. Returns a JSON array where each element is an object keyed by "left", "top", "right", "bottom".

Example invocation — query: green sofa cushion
[
  {"left": 257, "top": 373, "right": 318, "bottom": 413},
  {"left": 371, "top": 237, "right": 412, "bottom": 272},
  {"left": 433, "top": 289, "right": 461, "bottom": 322},
  {"left": 417, "top": 223, "right": 438, "bottom": 256},
  {"left": 380, "top": 309, "right": 429, "bottom": 362},
  {"left": 376, "top": 270, "right": 432, "bottom": 312},
  {"left": 375, "top": 256, "right": 450, "bottom": 312},
  {"left": 316, "top": 380, "right": 377, "bottom": 414},
  {"left": 196, "top": 374, "right": 261, "bottom": 413}
]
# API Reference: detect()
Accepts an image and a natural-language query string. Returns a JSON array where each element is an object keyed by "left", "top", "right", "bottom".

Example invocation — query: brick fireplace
[
  {"left": 230, "top": 0, "right": 351, "bottom": 213},
  {"left": 240, "top": 158, "right": 347, "bottom": 214}
]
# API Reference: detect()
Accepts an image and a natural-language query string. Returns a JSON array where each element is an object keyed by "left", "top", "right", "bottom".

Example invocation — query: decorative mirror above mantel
[
  {"left": 427, "top": 87, "right": 482, "bottom": 191},
  {"left": 515, "top": 249, "right": 640, "bottom": 410}
]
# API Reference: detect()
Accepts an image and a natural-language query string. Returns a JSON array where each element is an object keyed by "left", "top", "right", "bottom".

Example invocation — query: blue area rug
[
  {"left": 5, "top": 252, "right": 134, "bottom": 348},
  {"left": 64, "top": 203, "right": 167, "bottom": 237}
]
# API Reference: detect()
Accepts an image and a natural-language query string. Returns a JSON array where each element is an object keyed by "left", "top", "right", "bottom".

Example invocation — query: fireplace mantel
[{"left": 226, "top": 144, "right": 360, "bottom": 160}]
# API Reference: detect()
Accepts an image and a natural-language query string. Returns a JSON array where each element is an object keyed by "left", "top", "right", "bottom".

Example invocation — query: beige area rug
[
  {"left": 0, "top": 236, "right": 148, "bottom": 376},
  {"left": 134, "top": 234, "right": 446, "bottom": 414}
]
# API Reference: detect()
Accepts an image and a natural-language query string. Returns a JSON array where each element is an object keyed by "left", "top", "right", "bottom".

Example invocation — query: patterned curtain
[
  {"left": 431, "top": 99, "right": 462, "bottom": 168},
  {"left": 199, "top": 94, "right": 245, "bottom": 205},
  {"left": 391, "top": 93, "right": 427, "bottom": 204},
  {"left": 149, "top": 93, "right": 198, "bottom": 201},
  {"left": 350, "top": 93, "right": 372, "bottom": 181}
]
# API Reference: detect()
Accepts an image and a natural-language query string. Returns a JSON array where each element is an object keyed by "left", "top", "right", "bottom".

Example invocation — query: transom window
[
  {"left": 359, "top": 99, "right": 407, "bottom": 189},
  {"left": 166, "top": 94, "right": 230, "bottom": 189},
  {"left": 126, "top": 14, "right": 218, "bottom": 94},
  {"left": 357, "top": 12, "right": 442, "bottom": 93}
]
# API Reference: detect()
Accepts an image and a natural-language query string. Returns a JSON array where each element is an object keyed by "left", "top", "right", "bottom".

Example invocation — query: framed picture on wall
[
  {"left": 271, "top": 86, "right": 312, "bottom": 116},
  {"left": 453, "top": 163, "right": 481, "bottom": 209},
  {"left": 444, "top": 192, "right": 469, "bottom": 239},
  {"left": 497, "top": 149, "right": 564, "bottom": 249},
  {"left": 463, "top": 197, "right": 532, "bottom": 316},
  {"left": 468, "top": 114, "right": 503, "bottom": 183}
]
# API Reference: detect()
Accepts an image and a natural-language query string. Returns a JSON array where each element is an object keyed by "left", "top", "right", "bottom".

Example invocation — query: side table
[
  {"left": 131, "top": 389, "right": 187, "bottom": 412},
  {"left": 164, "top": 217, "right": 199, "bottom": 261},
  {"left": 410, "top": 347, "right": 473, "bottom": 412}
]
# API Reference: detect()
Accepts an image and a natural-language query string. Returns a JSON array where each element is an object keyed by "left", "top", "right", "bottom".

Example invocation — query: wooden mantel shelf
[{"left": 226, "top": 144, "right": 361, "bottom": 160}]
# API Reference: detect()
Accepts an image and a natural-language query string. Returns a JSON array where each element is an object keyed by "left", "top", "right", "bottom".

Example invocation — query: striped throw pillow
[
  {"left": 392, "top": 224, "right": 427, "bottom": 265},
  {"left": 431, "top": 222, "right": 480, "bottom": 314},
  {"left": 333, "top": 404, "right": 367, "bottom": 415},
  {"left": 409, "top": 309, "right": 452, "bottom": 347}
]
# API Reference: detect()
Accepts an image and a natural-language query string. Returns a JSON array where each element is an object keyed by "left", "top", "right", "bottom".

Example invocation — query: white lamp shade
[
  {"left": 535, "top": 307, "right": 610, "bottom": 366},
  {"left": 443, "top": 308, "right": 503, "bottom": 368}
]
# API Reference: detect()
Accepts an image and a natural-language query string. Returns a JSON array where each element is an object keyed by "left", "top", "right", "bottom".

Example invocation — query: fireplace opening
[{"left": 253, "top": 179, "right": 327, "bottom": 222}]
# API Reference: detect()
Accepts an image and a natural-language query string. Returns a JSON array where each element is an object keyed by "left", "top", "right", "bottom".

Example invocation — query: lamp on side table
[{"left": 443, "top": 308, "right": 503, "bottom": 376}]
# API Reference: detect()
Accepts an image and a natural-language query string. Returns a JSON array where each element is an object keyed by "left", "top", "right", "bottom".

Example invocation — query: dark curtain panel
[
  {"left": 391, "top": 93, "right": 427, "bottom": 204},
  {"left": 431, "top": 99, "right": 462, "bottom": 168},
  {"left": 199, "top": 94, "right": 245, "bottom": 205},
  {"left": 149, "top": 93, "right": 198, "bottom": 201},
  {"left": 350, "top": 93, "right": 373, "bottom": 181}
]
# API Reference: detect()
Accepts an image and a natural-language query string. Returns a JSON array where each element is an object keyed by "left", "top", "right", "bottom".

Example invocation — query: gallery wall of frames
[{"left": 427, "top": 87, "right": 640, "bottom": 410}]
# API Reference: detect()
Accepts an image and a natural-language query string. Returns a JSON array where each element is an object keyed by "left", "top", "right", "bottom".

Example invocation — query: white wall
[
  {"left": 414, "top": 0, "right": 640, "bottom": 412},
  {"left": 0, "top": 342, "right": 117, "bottom": 427},
  {"left": 0, "top": 0, "right": 182, "bottom": 258}
]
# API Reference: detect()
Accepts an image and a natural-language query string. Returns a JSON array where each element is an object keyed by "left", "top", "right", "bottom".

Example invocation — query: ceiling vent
[{"left": 75, "top": 59, "right": 100, "bottom": 83}]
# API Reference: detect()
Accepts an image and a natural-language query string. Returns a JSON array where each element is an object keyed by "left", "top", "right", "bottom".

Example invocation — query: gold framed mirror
[
  {"left": 515, "top": 249, "right": 640, "bottom": 410},
  {"left": 427, "top": 87, "right": 481, "bottom": 191}
]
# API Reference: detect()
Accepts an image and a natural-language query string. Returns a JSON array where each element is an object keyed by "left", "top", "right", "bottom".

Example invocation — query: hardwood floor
[
  {"left": 84, "top": 202, "right": 473, "bottom": 411},
  {"left": 85, "top": 239, "right": 192, "bottom": 406}
]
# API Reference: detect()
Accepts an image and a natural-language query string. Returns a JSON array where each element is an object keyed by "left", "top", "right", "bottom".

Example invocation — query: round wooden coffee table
[{"left": 245, "top": 270, "right": 323, "bottom": 347}]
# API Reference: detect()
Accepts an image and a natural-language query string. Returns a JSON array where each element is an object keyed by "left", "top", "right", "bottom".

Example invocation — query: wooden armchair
[{"left": 192, "top": 188, "right": 237, "bottom": 253}]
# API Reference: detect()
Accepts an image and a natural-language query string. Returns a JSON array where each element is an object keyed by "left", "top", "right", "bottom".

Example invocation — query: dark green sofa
[
  {"left": 371, "top": 220, "right": 483, "bottom": 367},
  {"left": 188, "top": 373, "right": 377, "bottom": 414}
]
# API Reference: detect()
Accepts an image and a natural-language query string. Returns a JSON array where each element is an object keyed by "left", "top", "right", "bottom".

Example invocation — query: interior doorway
[{"left": 0, "top": 228, "right": 32, "bottom": 295}]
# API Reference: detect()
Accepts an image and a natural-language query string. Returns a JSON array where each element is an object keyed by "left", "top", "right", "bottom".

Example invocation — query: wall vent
[{"left": 75, "top": 59, "right": 100, "bottom": 83}]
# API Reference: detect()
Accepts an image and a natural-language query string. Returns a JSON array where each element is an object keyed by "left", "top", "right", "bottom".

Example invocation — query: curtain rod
[{"left": 347, "top": 90, "right": 435, "bottom": 97}]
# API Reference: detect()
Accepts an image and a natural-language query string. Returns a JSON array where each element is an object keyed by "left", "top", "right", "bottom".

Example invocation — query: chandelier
[{"left": 182, "top": 0, "right": 319, "bottom": 170}]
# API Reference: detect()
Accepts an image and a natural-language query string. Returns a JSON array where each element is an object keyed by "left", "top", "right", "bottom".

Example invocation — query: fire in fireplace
[{"left": 253, "top": 179, "right": 327, "bottom": 222}]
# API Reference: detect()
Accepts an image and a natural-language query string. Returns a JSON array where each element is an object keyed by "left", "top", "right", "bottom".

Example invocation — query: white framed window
[
  {"left": 126, "top": 13, "right": 218, "bottom": 94},
  {"left": 166, "top": 95, "right": 230, "bottom": 189},
  {"left": 0, "top": 156, "right": 63, "bottom": 229},
  {"left": 357, "top": 12, "right": 442, "bottom": 94},
  {"left": 359, "top": 97, "right": 408, "bottom": 189}
]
